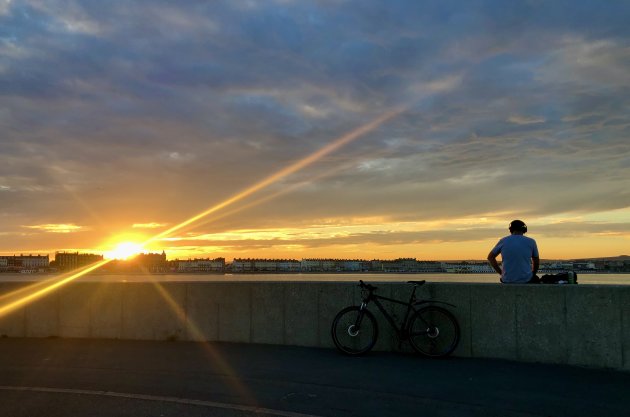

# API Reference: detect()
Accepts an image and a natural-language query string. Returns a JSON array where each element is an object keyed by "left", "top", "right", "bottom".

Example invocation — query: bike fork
[{"left": 354, "top": 302, "right": 368, "bottom": 327}]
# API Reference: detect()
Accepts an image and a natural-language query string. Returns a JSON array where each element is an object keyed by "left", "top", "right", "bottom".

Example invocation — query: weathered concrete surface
[
  {"left": 515, "top": 285, "right": 567, "bottom": 364},
  {"left": 59, "top": 285, "right": 92, "bottom": 338},
  {"left": 216, "top": 283, "right": 251, "bottom": 343},
  {"left": 317, "top": 282, "right": 354, "bottom": 349},
  {"left": 251, "top": 283, "right": 283, "bottom": 344},
  {"left": 470, "top": 285, "right": 517, "bottom": 360},
  {"left": 566, "top": 286, "right": 622, "bottom": 369},
  {"left": 121, "top": 283, "right": 186, "bottom": 341},
  {"left": 285, "top": 283, "right": 319, "bottom": 347},
  {"left": 0, "top": 283, "right": 26, "bottom": 337},
  {"left": 618, "top": 286, "right": 630, "bottom": 371},
  {"left": 89, "top": 283, "right": 123, "bottom": 339},
  {"left": 0, "top": 280, "right": 628, "bottom": 371},
  {"left": 25, "top": 291, "right": 58, "bottom": 338},
  {"left": 185, "top": 284, "right": 220, "bottom": 341}
]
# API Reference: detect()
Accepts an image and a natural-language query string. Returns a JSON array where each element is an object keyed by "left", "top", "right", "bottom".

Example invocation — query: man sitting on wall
[{"left": 487, "top": 220, "right": 540, "bottom": 284}]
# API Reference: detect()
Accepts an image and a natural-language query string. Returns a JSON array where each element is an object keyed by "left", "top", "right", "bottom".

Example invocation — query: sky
[{"left": 0, "top": 0, "right": 629, "bottom": 261}]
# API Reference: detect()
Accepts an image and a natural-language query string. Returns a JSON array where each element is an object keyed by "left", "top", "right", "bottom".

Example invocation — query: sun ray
[
  {"left": 0, "top": 107, "right": 406, "bottom": 411},
  {"left": 104, "top": 241, "right": 145, "bottom": 260},
  {"left": 144, "top": 106, "right": 405, "bottom": 245},
  {"left": 0, "top": 107, "right": 404, "bottom": 322},
  {"left": 0, "top": 259, "right": 111, "bottom": 319},
  {"left": 160, "top": 147, "right": 396, "bottom": 240},
  {"left": 150, "top": 282, "right": 257, "bottom": 403}
]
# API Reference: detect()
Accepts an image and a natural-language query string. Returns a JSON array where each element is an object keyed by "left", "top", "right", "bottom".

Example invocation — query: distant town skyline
[
  {"left": 2, "top": 252, "right": 628, "bottom": 274},
  {"left": 1, "top": 1, "right": 628, "bottom": 261},
  {"left": 0, "top": 248, "right": 627, "bottom": 264}
]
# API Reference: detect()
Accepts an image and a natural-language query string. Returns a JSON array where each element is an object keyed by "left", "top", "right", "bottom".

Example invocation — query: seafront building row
[{"left": 1, "top": 253, "right": 629, "bottom": 274}]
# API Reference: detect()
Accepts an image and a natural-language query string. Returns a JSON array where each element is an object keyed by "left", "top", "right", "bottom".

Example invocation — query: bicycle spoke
[
  {"left": 331, "top": 306, "right": 378, "bottom": 356},
  {"left": 408, "top": 306, "right": 460, "bottom": 357}
]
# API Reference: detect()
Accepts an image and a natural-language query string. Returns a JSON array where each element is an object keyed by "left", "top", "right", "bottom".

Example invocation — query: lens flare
[
  {"left": 0, "top": 107, "right": 405, "bottom": 320},
  {"left": 0, "top": 259, "right": 111, "bottom": 319},
  {"left": 104, "top": 242, "right": 145, "bottom": 260},
  {"left": 144, "top": 106, "right": 405, "bottom": 245},
  {"left": 0, "top": 108, "right": 405, "bottom": 409},
  {"left": 162, "top": 148, "right": 395, "bottom": 239},
  {"left": 150, "top": 282, "right": 255, "bottom": 401}
]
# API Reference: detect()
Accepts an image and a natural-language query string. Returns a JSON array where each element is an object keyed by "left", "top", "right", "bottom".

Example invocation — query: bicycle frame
[{"left": 359, "top": 285, "right": 455, "bottom": 340}]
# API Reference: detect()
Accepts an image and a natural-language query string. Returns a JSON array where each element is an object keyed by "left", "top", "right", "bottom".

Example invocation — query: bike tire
[
  {"left": 408, "top": 306, "right": 459, "bottom": 357},
  {"left": 331, "top": 306, "right": 378, "bottom": 356}
]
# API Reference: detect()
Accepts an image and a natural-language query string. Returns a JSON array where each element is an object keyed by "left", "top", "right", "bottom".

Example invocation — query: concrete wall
[{"left": 0, "top": 281, "right": 627, "bottom": 371}]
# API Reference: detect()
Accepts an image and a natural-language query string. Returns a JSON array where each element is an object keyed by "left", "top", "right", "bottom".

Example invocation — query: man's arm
[
  {"left": 487, "top": 251, "right": 502, "bottom": 276},
  {"left": 532, "top": 256, "right": 540, "bottom": 275}
]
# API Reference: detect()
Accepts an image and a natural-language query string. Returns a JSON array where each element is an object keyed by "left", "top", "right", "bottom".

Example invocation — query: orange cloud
[
  {"left": 132, "top": 222, "right": 168, "bottom": 229},
  {"left": 23, "top": 224, "right": 84, "bottom": 233}
]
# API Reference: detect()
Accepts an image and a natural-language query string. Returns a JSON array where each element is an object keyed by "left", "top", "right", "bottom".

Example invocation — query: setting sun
[{"left": 104, "top": 242, "right": 145, "bottom": 260}]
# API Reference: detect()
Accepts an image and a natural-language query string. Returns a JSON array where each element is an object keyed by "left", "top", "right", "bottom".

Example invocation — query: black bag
[{"left": 540, "top": 272, "right": 578, "bottom": 284}]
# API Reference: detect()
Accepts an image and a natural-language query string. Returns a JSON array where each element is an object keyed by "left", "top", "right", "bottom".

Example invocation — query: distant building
[
  {"left": 54, "top": 252, "right": 103, "bottom": 271},
  {"left": 176, "top": 258, "right": 225, "bottom": 273},
  {"left": 277, "top": 259, "right": 301, "bottom": 272},
  {"left": 301, "top": 259, "right": 326, "bottom": 272},
  {"left": 302, "top": 259, "right": 367, "bottom": 272},
  {"left": 573, "top": 262, "right": 596, "bottom": 270},
  {"left": 231, "top": 258, "right": 254, "bottom": 272},
  {"left": 371, "top": 258, "right": 421, "bottom": 272},
  {"left": 131, "top": 251, "right": 168, "bottom": 273},
  {"left": 416, "top": 261, "right": 442, "bottom": 273},
  {"left": 0, "top": 254, "right": 50, "bottom": 273},
  {"left": 231, "top": 258, "right": 301, "bottom": 272},
  {"left": 467, "top": 262, "right": 494, "bottom": 273},
  {"left": 341, "top": 260, "right": 364, "bottom": 272}
]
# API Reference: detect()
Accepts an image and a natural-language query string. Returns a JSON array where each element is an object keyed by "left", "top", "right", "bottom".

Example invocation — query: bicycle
[{"left": 331, "top": 280, "right": 460, "bottom": 357}]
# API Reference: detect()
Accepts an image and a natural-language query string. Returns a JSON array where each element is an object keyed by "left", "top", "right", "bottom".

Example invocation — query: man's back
[{"left": 490, "top": 234, "right": 539, "bottom": 283}]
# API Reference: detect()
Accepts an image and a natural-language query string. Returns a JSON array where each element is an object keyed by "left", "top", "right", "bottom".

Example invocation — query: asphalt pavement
[{"left": 0, "top": 338, "right": 628, "bottom": 417}]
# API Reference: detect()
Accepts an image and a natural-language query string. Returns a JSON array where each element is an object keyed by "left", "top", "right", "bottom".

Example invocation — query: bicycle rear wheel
[
  {"left": 331, "top": 306, "right": 378, "bottom": 356},
  {"left": 408, "top": 306, "right": 459, "bottom": 357}
]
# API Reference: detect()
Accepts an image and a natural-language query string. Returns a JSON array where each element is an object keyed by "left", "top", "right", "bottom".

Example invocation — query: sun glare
[{"left": 104, "top": 242, "right": 145, "bottom": 260}]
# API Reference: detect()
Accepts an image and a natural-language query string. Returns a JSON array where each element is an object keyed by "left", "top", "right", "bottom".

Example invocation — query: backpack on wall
[{"left": 540, "top": 271, "right": 578, "bottom": 284}]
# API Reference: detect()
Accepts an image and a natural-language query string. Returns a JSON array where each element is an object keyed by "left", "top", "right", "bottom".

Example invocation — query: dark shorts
[{"left": 501, "top": 274, "right": 539, "bottom": 284}]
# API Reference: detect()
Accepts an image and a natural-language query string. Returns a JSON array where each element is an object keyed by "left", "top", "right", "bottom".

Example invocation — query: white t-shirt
[{"left": 490, "top": 235, "right": 539, "bottom": 283}]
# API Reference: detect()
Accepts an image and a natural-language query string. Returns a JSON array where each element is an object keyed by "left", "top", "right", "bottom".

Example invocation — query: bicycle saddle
[{"left": 407, "top": 280, "right": 426, "bottom": 286}]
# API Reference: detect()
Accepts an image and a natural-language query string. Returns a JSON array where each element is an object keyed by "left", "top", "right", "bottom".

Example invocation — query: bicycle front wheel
[
  {"left": 408, "top": 306, "right": 459, "bottom": 357},
  {"left": 331, "top": 306, "right": 378, "bottom": 356}
]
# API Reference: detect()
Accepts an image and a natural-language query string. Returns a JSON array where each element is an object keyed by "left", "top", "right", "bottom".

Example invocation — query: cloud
[
  {"left": 536, "top": 221, "right": 630, "bottom": 238},
  {"left": 23, "top": 224, "right": 84, "bottom": 233},
  {"left": 132, "top": 222, "right": 168, "bottom": 229},
  {"left": 0, "top": 0, "right": 11, "bottom": 16},
  {"left": 156, "top": 219, "right": 630, "bottom": 258},
  {"left": 0, "top": 1, "right": 628, "bottom": 258},
  {"left": 508, "top": 115, "right": 546, "bottom": 125},
  {"left": 538, "top": 38, "right": 630, "bottom": 88}
]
